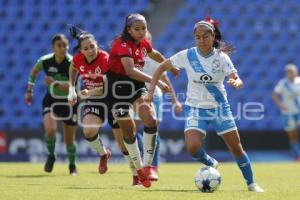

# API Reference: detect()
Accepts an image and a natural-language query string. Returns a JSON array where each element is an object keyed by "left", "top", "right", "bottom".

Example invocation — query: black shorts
[
  {"left": 42, "top": 93, "right": 77, "bottom": 126},
  {"left": 80, "top": 99, "right": 120, "bottom": 129},
  {"left": 106, "top": 71, "right": 147, "bottom": 118}
]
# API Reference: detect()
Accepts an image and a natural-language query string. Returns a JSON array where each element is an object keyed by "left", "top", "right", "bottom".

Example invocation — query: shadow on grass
[
  {"left": 64, "top": 186, "right": 127, "bottom": 190},
  {"left": 139, "top": 189, "right": 199, "bottom": 193},
  {"left": 1, "top": 174, "right": 65, "bottom": 178}
]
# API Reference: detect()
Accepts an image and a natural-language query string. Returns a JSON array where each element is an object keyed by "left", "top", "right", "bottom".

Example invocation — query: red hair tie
[{"left": 204, "top": 16, "right": 220, "bottom": 27}]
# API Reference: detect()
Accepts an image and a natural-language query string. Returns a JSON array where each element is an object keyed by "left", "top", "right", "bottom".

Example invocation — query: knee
[
  {"left": 83, "top": 128, "right": 98, "bottom": 139},
  {"left": 143, "top": 115, "right": 157, "bottom": 127}
]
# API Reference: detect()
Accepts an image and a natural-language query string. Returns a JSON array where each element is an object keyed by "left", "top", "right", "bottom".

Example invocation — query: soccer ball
[{"left": 194, "top": 166, "right": 221, "bottom": 192}]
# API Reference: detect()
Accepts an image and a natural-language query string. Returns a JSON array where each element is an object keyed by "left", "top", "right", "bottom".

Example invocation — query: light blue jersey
[{"left": 169, "top": 47, "right": 237, "bottom": 134}]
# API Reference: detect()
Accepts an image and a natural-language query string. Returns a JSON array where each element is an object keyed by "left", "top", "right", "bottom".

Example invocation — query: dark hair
[
  {"left": 212, "top": 25, "right": 235, "bottom": 54},
  {"left": 69, "top": 25, "right": 97, "bottom": 53},
  {"left": 194, "top": 17, "right": 235, "bottom": 55},
  {"left": 119, "top": 13, "right": 146, "bottom": 42},
  {"left": 51, "top": 33, "right": 68, "bottom": 46}
]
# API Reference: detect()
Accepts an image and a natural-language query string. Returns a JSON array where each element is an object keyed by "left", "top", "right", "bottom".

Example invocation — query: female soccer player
[
  {"left": 106, "top": 13, "right": 176, "bottom": 188},
  {"left": 134, "top": 31, "right": 182, "bottom": 182},
  {"left": 148, "top": 17, "right": 264, "bottom": 192},
  {"left": 25, "top": 34, "right": 78, "bottom": 175},
  {"left": 273, "top": 64, "right": 300, "bottom": 161},
  {"left": 68, "top": 26, "right": 119, "bottom": 174}
]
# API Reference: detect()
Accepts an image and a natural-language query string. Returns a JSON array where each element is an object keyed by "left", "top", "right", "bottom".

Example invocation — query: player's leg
[
  {"left": 184, "top": 106, "right": 217, "bottom": 167},
  {"left": 43, "top": 112, "right": 57, "bottom": 173},
  {"left": 82, "top": 113, "right": 110, "bottom": 174},
  {"left": 220, "top": 130, "right": 263, "bottom": 192},
  {"left": 285, "top": 114, "right": 300, "bottom": 160},
  {"left": 151, "top": 95, "right": 164, "bottom": 174},
  {"left": 185, "top": 130, "right": 217, "bottom": 167},
  {"left": 113, "top": 104, "right": 151, "bottom": 188},
  {"left": 112, "top": 128, "right": 141, "bottom": 186},
  {"left": 63, "top": 123, "right": 77, "bottom": 175},
  {"left": 287, "top": 129, "right": 300, "bottom": 160},
  {"left": 134, "top": 96, "right": 158, "bottom": 181},
  {"left": 134, "top": 96, "right": 157, "bottom": 168}
]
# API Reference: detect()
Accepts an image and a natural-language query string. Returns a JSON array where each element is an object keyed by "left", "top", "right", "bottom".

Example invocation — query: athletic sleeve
[
  {"left": 169, "top": 49, "right": 189, "bottom": 69},
  {"left": 222, "top": 53, "right": 237, "bottom": 77},
  {"left": 274, "top": 80, "right": 284, "bottom": 94},
  {"left": 35, "top": 57, "right": 44, "bottom": 70}
]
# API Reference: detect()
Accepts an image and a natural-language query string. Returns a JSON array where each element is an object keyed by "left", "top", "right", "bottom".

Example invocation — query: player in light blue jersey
[
  {"left": 273, "top": 64, "right": 300, "bottom": 161},
  {"left": 147, "top": 17, "right": 264, "bottom": 192}
]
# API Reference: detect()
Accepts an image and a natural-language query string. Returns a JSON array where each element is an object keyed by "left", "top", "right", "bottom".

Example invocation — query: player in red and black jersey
[
  {"left": 67, "top": 26, "right": 120, "bottom": 174},
  {"left": 107, "top": 13, "right": 178, "bottom": 188}
]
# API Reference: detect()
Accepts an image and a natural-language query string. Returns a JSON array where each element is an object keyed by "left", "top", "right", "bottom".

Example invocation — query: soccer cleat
[
  {"left": 98, "top": 149, "right": 111, "bottom": 174},
  {"left": 248, "top": 183, "right": 264, "bottom": 192},
  {"left": 44, "top": 155, "right": 55, "bottom": 173},
  {"left": 132, "top": 176, "right": 142, "bottom": 187},
  {"left": 137, "top": 167, "right": 151, "bottom": 188},
  {"left": 69, "top": 164, "right": 78, "bottom": 176},
  {"left": 211, "top": 158, "right": 219, "bottom": 169},
  {"left": 150, "top": 166, "right": 159, "bottom": 181}
]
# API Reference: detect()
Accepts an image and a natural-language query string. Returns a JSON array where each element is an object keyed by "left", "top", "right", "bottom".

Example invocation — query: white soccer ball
[{"left": 194, "top": 166, "right": 221, "bottom": 192}]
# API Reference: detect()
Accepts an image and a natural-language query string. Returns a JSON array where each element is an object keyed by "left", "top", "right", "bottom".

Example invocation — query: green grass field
[{"left": 0, "top": 162, "right": 299, "bottom": 200}]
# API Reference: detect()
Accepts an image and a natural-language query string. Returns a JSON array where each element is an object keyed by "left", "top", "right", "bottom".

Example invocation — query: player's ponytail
[
  {"left": 205, "top": 17, "right": 235, "bottom": 55},
  {"left": 68, "top": 24, "right": 97, "bottom": 53}
]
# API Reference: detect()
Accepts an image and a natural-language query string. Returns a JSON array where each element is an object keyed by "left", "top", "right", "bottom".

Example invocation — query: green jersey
[{"left": 36, "top": 53, "right": 72, "bottom": 97}]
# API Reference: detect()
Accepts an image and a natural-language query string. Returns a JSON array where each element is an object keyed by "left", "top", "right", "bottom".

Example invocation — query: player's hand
[
  {"left": 158, "top": 81, "right": 170, "bottom": 93},
  {"left": 68, "top": 86, "right": 77, "bottom": 106},
  {"left": 79, "top": 89, "right": 90, "bottom": 99},
  {"left": 44, "top": 76, "right": 55, "bottom": 86},
  {"left": 170, "top": 67, "right": 180, "bottom": 78},
  {"left": 173, "top": 100, "right": 183, "bottom": 113},
  {"left": 227, "top": 78, "right": 243, "bottom": 89},
  {"left": 25, "top": 91, "right": 33, "bottom": 106}
]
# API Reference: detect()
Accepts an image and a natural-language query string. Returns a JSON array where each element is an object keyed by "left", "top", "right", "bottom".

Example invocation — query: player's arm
[
  {"left": 272, "top": 92, "right": 286, "bottom": 111},
  {"left": 160, "top": 74, "right": 182, "bottom": 112},
  {"left": 68, "top": 62, "right": 79, "bottom": 105},
  {"left": 148, "top": 49, "right": 179, "bottom": 77},
  {"left": 78, "top": 87, "right": 104, "bottom": 99},
  {"left": 25, "top": 63, "right": 42, "bottom": 105},
  {"left": 121, "top": 57, "right": 169, "bottom": 91},
  {"left": 148, "top": 59, "right": 175, "bottom": 101},
  {"left": 44, "top": 76, "right": 69, "bottom": 92},
  {"left": 227, "top": 73, "right": 243, "bottom": 89}
]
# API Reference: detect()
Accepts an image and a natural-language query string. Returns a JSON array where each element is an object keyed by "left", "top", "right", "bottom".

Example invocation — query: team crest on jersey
[
  {"left": 48, "top": 66, "right": 58, "bottom": 73},
  {"left": 141, "top": 47, "right": 147, "bottom": 57},
  {"left": 95, "top": 66, "right": 101, "bottom": 76},
  {"left": 121, "top": 42, "right": 127, "bottom": 47},
  {"left": 211, "top": 59, "right": 221, "bottom": 74},
  {"left": 79, "top": 66, "right": 85, "bottom": 72}
]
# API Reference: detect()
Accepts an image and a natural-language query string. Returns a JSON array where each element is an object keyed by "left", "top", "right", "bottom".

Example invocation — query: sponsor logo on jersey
[
  {"left": 48, "top": 66, "right": 58, "bottom": 73},
  {"left": 193, "top": 74, "right": 217, "bottom": 84}
]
